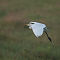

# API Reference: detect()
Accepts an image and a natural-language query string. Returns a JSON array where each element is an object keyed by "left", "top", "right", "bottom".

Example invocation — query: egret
[{"left": 25, "top": 21, "right": 52, "bottom": 43}]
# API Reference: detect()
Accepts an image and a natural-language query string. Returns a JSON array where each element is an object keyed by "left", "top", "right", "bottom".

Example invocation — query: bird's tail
[{"left": 44, "top": 31, "right": 54, "bottom": 47}]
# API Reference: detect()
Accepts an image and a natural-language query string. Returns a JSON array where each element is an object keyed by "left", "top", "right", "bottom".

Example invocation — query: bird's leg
[
  {"left": 44, "top": 31, "right": 54, "bottom": 47},
  {"left": 44, "top": 31, "right": 52, "bottom": 42}
]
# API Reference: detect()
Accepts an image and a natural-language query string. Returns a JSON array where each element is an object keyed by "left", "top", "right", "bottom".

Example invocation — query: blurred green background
[{"left": 0, "top": 0, "right": 60, "bottom": 60}]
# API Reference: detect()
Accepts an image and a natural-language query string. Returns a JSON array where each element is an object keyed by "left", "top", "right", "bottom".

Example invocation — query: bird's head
[{"left": 25, "top": 22, "right": 37, "bottom": 29}]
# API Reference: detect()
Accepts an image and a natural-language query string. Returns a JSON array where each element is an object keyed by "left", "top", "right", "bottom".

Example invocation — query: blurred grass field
[{"left": 0, "top": 0, "right": 60, "bottom": 60}]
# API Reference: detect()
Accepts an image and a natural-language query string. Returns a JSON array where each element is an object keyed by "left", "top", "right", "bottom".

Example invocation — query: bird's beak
[
  {"left": 24, "top": 24, "right": 29, "bottom": 28},
  {"left": 25, "top": 24, "right": 29, "bottom": 26}
]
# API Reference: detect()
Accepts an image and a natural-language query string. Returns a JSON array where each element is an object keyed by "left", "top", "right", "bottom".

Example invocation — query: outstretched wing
[{"left": 31, "top": 23, "right": 46, "bottom": 37}]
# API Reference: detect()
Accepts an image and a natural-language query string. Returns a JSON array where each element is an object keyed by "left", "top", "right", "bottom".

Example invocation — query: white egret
[{"left": 25, "top": 21, "right": 52, "bottom": 43}]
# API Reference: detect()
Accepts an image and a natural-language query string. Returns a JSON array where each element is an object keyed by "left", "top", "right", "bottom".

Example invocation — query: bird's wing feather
[{"left": 31, "top": 24, "right": 44, "bottom": 37}]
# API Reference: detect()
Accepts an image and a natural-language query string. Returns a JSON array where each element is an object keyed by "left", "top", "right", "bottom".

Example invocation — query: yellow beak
[
  {"left": 24, "top": 24, "right": 29, "bottom": 28},
  {"left": 25, "top": 24, "right": 29, "bottom": 26}
]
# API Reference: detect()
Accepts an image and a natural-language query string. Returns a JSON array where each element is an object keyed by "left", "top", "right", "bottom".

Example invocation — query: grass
[{"left": 0, "top": 0, "right": 60, "bottom": 60}]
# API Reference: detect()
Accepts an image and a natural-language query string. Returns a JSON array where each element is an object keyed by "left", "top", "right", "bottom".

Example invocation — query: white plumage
[
  {"left": 26, "top": 22, "right": 46, "bottom": 37},
  {"left": 25, "top": 21, "right": 53, "bottom": 44}
]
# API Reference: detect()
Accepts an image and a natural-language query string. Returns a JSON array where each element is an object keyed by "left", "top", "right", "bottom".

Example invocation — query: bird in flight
[{"left": 25, "top": 21, "right": 52, "bottom": 43}]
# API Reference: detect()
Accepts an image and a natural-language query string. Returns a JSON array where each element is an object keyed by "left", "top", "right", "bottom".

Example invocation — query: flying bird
[{"left": 25, "top": 21, "right": 52, "bottom": 43}]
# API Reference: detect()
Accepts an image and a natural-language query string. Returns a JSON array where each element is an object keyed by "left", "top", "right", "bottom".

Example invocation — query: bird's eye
[{"left": 31, "top": 23, "right": 34, "bottom": 24}]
